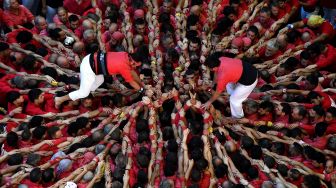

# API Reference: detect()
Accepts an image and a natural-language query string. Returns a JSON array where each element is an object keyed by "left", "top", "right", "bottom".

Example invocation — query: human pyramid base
[{"left": 0, "top": 0, "right": 336, "bottom": 187}]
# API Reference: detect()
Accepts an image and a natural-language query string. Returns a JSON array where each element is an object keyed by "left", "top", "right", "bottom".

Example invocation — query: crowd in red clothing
[{"left": 0, "top": 0, "right": 336, "bottom": 187}]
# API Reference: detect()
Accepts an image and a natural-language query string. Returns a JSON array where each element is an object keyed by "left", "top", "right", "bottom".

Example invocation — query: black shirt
[{"left": 238, "top": 60, "right": 258, "bottom": 86}]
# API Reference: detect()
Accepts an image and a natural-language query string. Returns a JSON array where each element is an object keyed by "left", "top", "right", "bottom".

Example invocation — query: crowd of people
[{"left": 0, "top": 0, "right": 336, "bottom": 187}]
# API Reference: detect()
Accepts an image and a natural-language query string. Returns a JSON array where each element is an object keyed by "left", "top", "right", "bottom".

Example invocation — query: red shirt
[
  {"left": 3, "top": 5, "right": 34, "bottom": 27},
  {"left": 63, "top": 0, "right": 92, "bottom": 15},
  {"left": 326, "top": 120, "right": 336, "bottom": 134},
  {"left": 216, "top": 57, "right": 243, "bottom": 93},
  {"left": 0, "top": 74, "right": 19, "bottom": 106},
  {"left": 106, "top": 52, "right": 134, "bottom": 83},
  {"left": 25, "top": 102, "right": 47, "bottom": 116},
  {"left": 303, "top": 19, "right": 335, "bottom": 40},
  {"left": 20, "top": 179, "right": 43, "bottom": 188},
  {"left": 316, "top": 45, "right": 336, "bottom": 72}
]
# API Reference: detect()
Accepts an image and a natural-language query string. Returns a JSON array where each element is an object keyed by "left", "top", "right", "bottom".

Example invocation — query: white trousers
[
  {"left": 226, "top": 79, "right": 258, "bottom": 118},
  {"left": 69, "top": 54, "right": 104, "bottom": 101}
]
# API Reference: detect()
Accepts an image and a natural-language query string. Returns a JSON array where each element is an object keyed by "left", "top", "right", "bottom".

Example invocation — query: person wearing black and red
[{"left": 202, "top": 52, "right": 258, "bottom": 118}]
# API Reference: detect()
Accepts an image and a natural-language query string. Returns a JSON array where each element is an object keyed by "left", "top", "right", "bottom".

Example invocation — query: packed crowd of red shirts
[{"left": 1, "top": 0, "right": 336, "bottom": 187}]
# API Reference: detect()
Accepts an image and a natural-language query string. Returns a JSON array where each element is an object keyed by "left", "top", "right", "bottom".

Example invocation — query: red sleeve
[
  {"left": 326, "top": 123, "right": 336, "bottom": 135},
  {"left": 299, "top": 124, "right": 315, "bottom": 135},
  {"left": 303, "top": 103, "right": 314, "bottom": 109},
  {"left": 321, "top": 22, "right": 334, "bottom": 36},
  {"left": 302, "top": 18, "right": 308, "bottom": 25},
  {"left": 22, "top": 6, "right": 34, "bottom": 22},
  {"left": 216, "top": 72, "right": 230, "bottom": 93},
  {"left": 1, "top": 12, "right": 13, "bottom": 28}
]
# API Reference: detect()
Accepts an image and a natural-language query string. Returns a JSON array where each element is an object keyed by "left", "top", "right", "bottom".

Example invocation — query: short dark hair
[
  {"left": 22, "top": 55, "right": 37, "bottom": 72},
  {"left": 68, "top": 14, "right": 79, "bottom": 22},
  {"left": 327, "top": 107, "right": 336, "bottom": 118},
  {"left": 47, "top": 127, "right": 60, "bottom": 138},
  {"left": 32, "top": 126, "right": 47, "bottom": 140},
  {"left": 247, "top": 166, "right": 259, "bottom": 179},
  {"left": 30, "top": 168, "right": 42, "bottom": 183},
  {"left": 6, "top": 131, "right": 19, "bottom": 147},
  {"left": 204, "top": 52, "right": 224, "bottom": 68},
  {"left": 42, "top": 168, "right": 54, "bottom": 183},
  {"left": 0, "top": 42, "right": 9, "bottom": 52},
  {"left": 8, "top": 153, "right": 23, "bottom": 166},
  {"left": 16, "top": 30, "right": 33, "bottom": 44},
  {"left": 223, "top": 6, "right": 236, "bottom": 17},
  {"left": 28, "top": 89, "right": 43, "bottom": 103},
  {"left": 259, "top": 101, "right": 274, "bottom": 113},
  {"left": 307, "top": 91, "right": 321, "bottom": 101},
  {"left": 6, "top": 91, "right": 21, "bottom": 104},
  {"left": 187, "top": 15, "right": 199, "bottom": 29},
  {"left": 29, "top": 116, "right": 44, "bottom": 128},
  {"left": 134, "top": 18, "right": 145, "bottom": 26},
  {"left": 315, "top": 122, "right": 327, "bottom": 137},
  {"left": 247, "top": 26, "right": 259, "bottom": 37},
  {"left": 303, "top": 175, "right": 321, "bottom": 188}
]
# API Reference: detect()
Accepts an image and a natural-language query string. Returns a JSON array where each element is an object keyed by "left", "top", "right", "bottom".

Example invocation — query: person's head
[
  {"left": 291, "top": 105, "right": 307, "bottom": 121},
  {"left": 32, "top": 126, "right": 47, "bottom": 140},
  {"left": 302, "top": 175, "right": 321, "bottom": 188},
  {"left": 204, "top": 52, "right": 224, "bottom": 70},
  {"left": 309, "top": 105, "right": 325, "bottom": 120},
  {"left": 69, "top": 14, "right": 80, "bottom": 30},
  {"left": 276, "top": 34, "right": 288, "bottom": 49},
  {"left": 247, "top": 26, "right": 259, "bottom": 41},
  {"left": 16, "top": 30, "right": 33, "bottom": 44},
  {"left": 187, "top": 14, "right": 200, "bottom": 31},
  {"left": 229, "top": 0, "right": 240, "bottom": 11},
  {"left": 42, "top": 168, "right": 55, "bottom": 183},
  {"left": 83, "top": 29, "right": 97, "bottom": 44},
  {"left": 57, "top": 7, "right": 68, "bottom": 23},
  {"left": 326, "top": 107, "right": 336, "bottom": 122},
  {"left": 30, "top": 168, "right": 42, "bottom": 183},
  {"left": 189, "top": 37, "right": 201, "bottom": 52},
  {"left": 275, "top": 103, "right": 291, "bottom": 117},
  {"left": 305, "top": 74, "right": 319, "bottom": 90},
  {"left": 272, "top": 142, "right": 285, "bottom": 155},
  {"left": 7, "top": 153, "right": 23, "bottom": 166},
  {"left": 6, "top": 131, "right": 18, "bottom": 147},
  {"left": 47, "top": 127, "right": 63, "bottom": 139},
  {"left": 270, "top": 2, "right": 279, "bottom": 18},
  {"left": 259, "top": 7, "right": 271, "bottom": 24},
  {"left": 265, "top": 39, "right": 279, "bottom": 57},
  {"left": 307, "top": 15, "right": 325, "bottom": 28},
  {"left": 263, "top": 155, "right": 276, "bottom": 168},
  {"left": 26, "top": 153, "right": 41, "bottom": 166},
  {"left": 82, "top": 171, "right": 94, "bottom": 182},
  {"left": 28, "top": 89, "right": 44, "bottom": 105},
  {"left": 8, "top": 0, "right": 19, "bottom": 10},
  {"left": 81, "top": 94, "right": 94, "bottom": 109},
  {"left": 307, "top": 91, "right": 323, "bottom": 105},
  {"left": 325, "top": 159, "right": 335, "bottom": 174},
  {"left": 315, "top": 122, "right": 327, "bottom": 137},
  {"left": 57, "top": 159, "right": 73, "bottom": 175},
  {"left": 49, "top": 28, "right": 66, "bottom": 41},
  {"left": 258, "top": 101, "right": 274, "bottom": 116},
  {"left": 0, "top": 42, "right": 10, "bottom": 58},
  {"left": 224, "top": 140, "right": 237, "bottom": 153},
  {"left": 35, "top": 16, "right": 47, "bottom": 31},
  {"left": 241, "top": 136, "right": 254, "bottom": 150},
  {"left": 134, "top": 18, "right": 146, "bottom": 35},
  {"left": 223, "top": 6, "right": 237, "bottom": 21},
  {"left": 247, "top": 166, "right": 259, "bottom": 179},
  {"left": 160, "top": 33, "right": 174, "bottom": 50},
  {"left": 243, "top": 99, "right": 259, "bottom": 115},
  {"left": 92, "top": 130, "right": 104, "bottom": 142},
  {"left": 6, "top": 91, "right": 24, "bottom": 106}
]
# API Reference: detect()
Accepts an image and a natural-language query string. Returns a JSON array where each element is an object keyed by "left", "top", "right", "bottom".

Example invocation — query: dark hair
[
  {"left": 260, "top": 7, "right": 271, "bottom": 15},
  {"left": 137, "top": 169, "right": 148, "bottom": 185},
  {"left": 307, "top": 91, "right": 321, "bottom": 101},
  {"left": 136, "top": 154, "right": 149, "bottom": 168},
  {"left": 28, "top": 89, "right": 43, "bottom": 103},
  {"left": 241, "top": 136, "right": 254, "bottom": 149},
  {"left": 166, "top": 48, "right": 179, "bottom": 62},
  {"left": 263, "top": 155, "right": 276, "bottom": 168},
  {"left": 286, "top": 29, "right": 301, "bottom": 43},
  {"left": 214, "top": 164, "right": 228, "bottom": 178},
  {"left": 6, "top": 131, "right": 19, "bottom": 148},
  {"left": 42, "top": 168, "right": 54, "bottom": 183},
  {"left": 16, "top": 30, "right": 33, "bottom": 44},
  {"left": 187, "top": 15, "right": 199, "bottom": 29},
  {"left": 247, "top": 26, "right": 260, "bottom": 37},
  {"left": 277, "top": 164, "right": 288, "bottom": 177},
  {"left": 300, "top": 50, "right": 311, "bottom": 60},
  {"left": 134, "top": 18, "right": 145, "bottom": 26},
  {"left": 68, "top": 14, "right": 79, "bottom": 22},
  {"left": 137, "top": 131, "right": 149, "bottom": 143},
  {"left": 250, "top": 145, "right": 262, "bottom": 159},
  {"left": 22, "top": 128, "right": 32, "bottom": 141},
  {"left": 8, "top": 153, "right": 23, "bottom": 166},
  {"left": 67, "top": 122, "right": 81, "bottom": 136},
  {"left": 315, "top": 122, "right": 327, "bottom": 137},
  {"left": 22, "top": 55, "right": 37, "bottom": 72},
  {"left": 229, "top": 0, "right": 240, "bottom": 5},
  {"left": 41, "top": 67, "right": 58, "bottom": 79},
  {"left": 0, "top": 42, "right": 9, "bottom": 52},
  {"left": 47, "top": 126, "right": 60, "bottom": 138},
  {"left": 247, "top": 166, "right": 259, "bottom": 179},
  {"left": 29, "top": 116, "right": 44, "bottom": 128},
  {"left": 49, "top": 28, "right": 63, "bottom": 40},
  {"left": 303, "top": 175, "right": 321, "bottom": 188},
  {"left": 32, "top": 126, "right": 47, "bottom": 140},
  {"left": 223, "top": 6, "right": 236, "bottom": 17},
  {"left": 204, "top": 52, "right": 224, "bottom": 68},
  {"left": 166, "top": 139, "right": 178, "bottom": 153},
  {"left": 327, "top": 107, "right": 336, "bottom": 118},
  {"left": 259, "top": 100, "right": 274, "bottom": 113},
  {"left": 281, "top": 103, "right": 291, "bottom": 115},
  {"left": 6, "top": 91, "right": 21, "bottom": 104},
  {"left": 312, "top": 105, "right": 325, "bottom": 117},
  {"left": 30, "top": 168, "right": 42, "bottom": 183}
]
